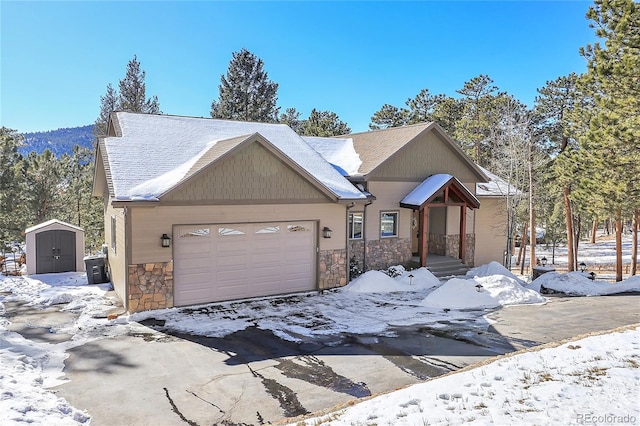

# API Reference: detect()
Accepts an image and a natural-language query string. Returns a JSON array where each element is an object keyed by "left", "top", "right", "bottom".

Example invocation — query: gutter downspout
[
  {"left": 124, "top": 205, "right": 131, "bottom": 312},
  {"left": 362, "top": 200, "right": 373, "bottom": 272},
  {"left": 346, "top": 202, "right": 355, "bottom": 282}
]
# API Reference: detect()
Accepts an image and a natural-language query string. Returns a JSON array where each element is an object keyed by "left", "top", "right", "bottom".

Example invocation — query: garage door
[{"left": 174, "top": 221, "right": 316, "bottom": 306}]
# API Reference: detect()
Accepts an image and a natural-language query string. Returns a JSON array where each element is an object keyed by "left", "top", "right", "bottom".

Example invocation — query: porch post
[
  {"left": 459, "top": 205, "right": 467, "bottom": 264},
  {"left": 420, "top": 207, "right": 429, "bottom": 267}
]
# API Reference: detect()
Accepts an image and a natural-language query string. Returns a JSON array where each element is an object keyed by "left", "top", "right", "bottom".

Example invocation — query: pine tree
[
  {"left": 118, "top": 55, "right": 160, "bottom": 114},
  {"left": 211, "top": 49, "right": 279, "bottom": 122},
  {"left": 93, "top": 84, "right": 119, "bottom": 138},
  {"left": 0, "top": 128, "right": 26, "bottom": 244},
  {"left": 533, "top": 74, "right": 582, "bottom": 271},
  {"left": 279, "top": 107, "right": 303, "bottom": 133},
  {"left": 455, "top": 74, "right": 504, "bottom": 166},
  {"left": 94, "top": 55, "right": 160, "bottom": 137},
  {"left": 23, "top": 150, "right": 61, "bottom": 224},
  {"left": 369, "top": 104, "right": 409, "bottom": 130},
  {"left": 58, "top": 146, "right": 104, "bottom": 250},
  {"left": 299, "top": 109, "right": 351, "bottom": 137},
  {"left": 576, "top": 0, "right": 640, "bottom": 281}
]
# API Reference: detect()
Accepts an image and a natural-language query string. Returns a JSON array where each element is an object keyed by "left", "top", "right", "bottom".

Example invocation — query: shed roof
[{"left": 25, "top": 219, "right": 84, "bottom": 234}]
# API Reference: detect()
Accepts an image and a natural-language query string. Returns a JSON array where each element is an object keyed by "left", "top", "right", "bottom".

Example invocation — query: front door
[{"left": 36, "top": 230, "right": 76, "bottom": 274}]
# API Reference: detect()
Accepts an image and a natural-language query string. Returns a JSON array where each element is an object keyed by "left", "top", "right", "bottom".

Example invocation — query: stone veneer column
[
  {"left": 128, "top": 261, "right": 174, "bottom": 312},
  {"left": 318, "top": 249, "right": 347, "bottom": 289}
]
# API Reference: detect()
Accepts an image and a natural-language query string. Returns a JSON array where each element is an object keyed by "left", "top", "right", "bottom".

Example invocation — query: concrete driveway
[{"left": 9, "top": 294, "right": 640, "bottom": 426}]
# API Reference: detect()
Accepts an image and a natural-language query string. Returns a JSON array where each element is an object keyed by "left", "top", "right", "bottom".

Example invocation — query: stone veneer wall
[
  {"left": 348, "top": 240, "right": 365, "bottom": 274},
  {"left": 428, "top": 233, "right": 476, "bottom": 266},
  {"left": 364, "top": 238, "right": 412, "bottom": 271},
  {"left": 128, "top": 261, "right": 174, "bottom": 312},
  {"left": 318, "top": 249, "right": 347, "bottom": 289}
]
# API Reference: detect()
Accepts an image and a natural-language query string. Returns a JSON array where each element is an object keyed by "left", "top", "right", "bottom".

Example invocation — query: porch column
[
  {"left": 419, "top": 207, "right": 429, "bottom": 267},
  {"left": 459, "top": 205, "right": 467, "bottom": 264}
]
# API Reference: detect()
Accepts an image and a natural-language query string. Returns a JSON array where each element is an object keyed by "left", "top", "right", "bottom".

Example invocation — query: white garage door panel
[{"left": 174, "top": 221, "right": 316, "bottom": 306}]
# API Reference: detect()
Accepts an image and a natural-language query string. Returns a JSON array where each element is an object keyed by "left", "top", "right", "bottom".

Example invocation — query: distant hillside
[{"left": 21, "top": 125, "right": 95, "bottom": 156}]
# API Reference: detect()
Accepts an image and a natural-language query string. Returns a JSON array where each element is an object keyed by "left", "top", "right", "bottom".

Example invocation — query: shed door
[
  {"left": 174, "top": 222, "right": 316, "bottom": 306},
  {"left": 36, "top": 230, "right": 76, "bottom": 274}
]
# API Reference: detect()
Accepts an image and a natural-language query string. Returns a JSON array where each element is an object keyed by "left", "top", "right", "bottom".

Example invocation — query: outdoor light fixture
[
  {"left": 579, "top": 261, "right": 587, "bottom": 273},
  {"left": 589, "top": 272, "right": 596, "bottom": 281},
  {"left": 541, "top": 256, "right": 547, "bottom": 267},
  {"left": 161, "top": 233, "right": 171, "bottom": 248},
  {"left": 322, "top": 227, "right": 332, "bottom": 239},
  {"left": 408, "top": 274, "right": 414, "bottom": 285}
]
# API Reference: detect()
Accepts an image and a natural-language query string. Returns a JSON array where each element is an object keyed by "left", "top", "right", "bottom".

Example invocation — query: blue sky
[{"left": 1, "top": 1, "right": 596, "bottom": 134}]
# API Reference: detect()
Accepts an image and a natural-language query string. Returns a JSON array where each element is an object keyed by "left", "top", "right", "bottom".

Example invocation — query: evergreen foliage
[
  {"left": 211, "top": 49, "right": 279, "bottom": 122},
  {"left": 94, "top": 55, "right": 160, "bottom": 137},
  {"left": 279, "top": 107, "right": 303, "bottom": 133},
  {"left": 0, "top": 128, "right": 26, "bottom": 244},
  {"left": 575, "top": 0, "right": 640, "bottom": 280},
  {"left": 298, "top": 109, "right": 351, "bottom": 137}
]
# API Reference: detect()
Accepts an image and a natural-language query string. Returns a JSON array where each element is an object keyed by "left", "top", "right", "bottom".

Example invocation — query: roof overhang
[{"left": 399, "top": 174, "right": 480, "bottom": 210}]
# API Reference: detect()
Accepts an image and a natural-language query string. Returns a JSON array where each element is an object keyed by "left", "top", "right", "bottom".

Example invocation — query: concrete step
[{"left": 425, "top": 258, "right": 470, "bottom": 278}]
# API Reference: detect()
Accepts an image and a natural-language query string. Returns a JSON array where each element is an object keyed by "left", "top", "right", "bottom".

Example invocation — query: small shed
[{"left": 25, "top": 219, "right": 85, "bottom": 275}]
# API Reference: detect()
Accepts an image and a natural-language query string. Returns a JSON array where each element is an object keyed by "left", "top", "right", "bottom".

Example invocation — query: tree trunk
[
  {"left": 517, "top": 222, "right": 528, "bottom": 266},
  {"left": 632, "top": 211, "right": 638, "bottom": 276},
  {"left": 590, "top": 218, "right": 597, "bottom": 244},
  {"left": 574, "top": 213, "right": 581, "bottom": 271},
  {"left": 563, "top": 187, "right": 575, "bottom": 271},
  {"left": 528, "top": 141, "right": 536, "bottom": 275},
  {"left": 615, "top": 213, "right": 623, "bottom": 282}
]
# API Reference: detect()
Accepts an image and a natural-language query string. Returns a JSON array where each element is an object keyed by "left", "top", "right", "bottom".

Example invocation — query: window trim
[
  {"left": 348, "top": 212, "right": 364, "bottom": 240},
  {"left": 380, "top": 211, "right": 399, "bottom": 238}
]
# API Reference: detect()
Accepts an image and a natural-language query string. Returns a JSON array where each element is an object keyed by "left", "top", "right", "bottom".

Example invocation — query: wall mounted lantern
[
  {"left": 541, "top": 256, "right": 547, "bottom": 267},
  {"left": 161, "top": 233, "right": 171, "bottom": 248},
  {"left": 579, "top": 261, "right": 587, "bottom": 273},
  {"left": 322, "top": 227, "right": 332, "bottom": 239}
]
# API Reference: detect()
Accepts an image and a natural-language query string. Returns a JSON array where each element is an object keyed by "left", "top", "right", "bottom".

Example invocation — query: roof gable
[
  {"left": 161, "top": 135, "right": 335, "bottom": 203},
  {"left": 400, "top": 174, "right": 480, "bottom": 210},
  {"left": 345, "top": 123, "right": 487, "bottom": 182},
  {"left": 99, "top": 112, "right": 367, "bottom": 203}
]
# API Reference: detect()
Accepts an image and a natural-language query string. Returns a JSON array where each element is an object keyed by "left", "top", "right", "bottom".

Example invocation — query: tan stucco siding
[
  {"left": 366, "top": 181, "right": 418, "bottom": 241},
  {"left": 130, "top": 203, "right": 346, "bottom": 264},
  {"left": 163, "top": 142, "right": 328, "bottom": 203},
  {"left": 105, "top": 202, "right": 127, "bottom": 301},
  {"left": 475, "top": 197, "right": 508, "bottom": 266},
  {"left": 368, "top": 132, "right": 482, "bottom": 182}
]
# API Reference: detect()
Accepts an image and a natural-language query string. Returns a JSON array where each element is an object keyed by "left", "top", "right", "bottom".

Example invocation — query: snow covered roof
[
  {"left": 302, "top": 136, "right": 362, "bottom": 176},
  {"left": 100, "top": 113, "right": 368, "bottom": 202},
  {"left": 400, "top": 174, "right": 480, "bottom": 209},
  {"left": 25, "top": 219, "right": 84, "bottom": 234},
  {"left": 475, "top": 165, "right": 522, "bottom": 197}
]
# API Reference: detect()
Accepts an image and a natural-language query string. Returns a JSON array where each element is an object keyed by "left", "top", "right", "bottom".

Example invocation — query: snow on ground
[
  {"left": 293, "top": 326, "right": 640, "bottom": 426},
  {"left": 530, "top": 271, "right": 640, "bottom": 296},
  {"left": 0, "top": 273, "right": 139, "bottom": 425},
  {"left": 534, "top": 234, "right": 637, "bottom": 280},
  {"left": 1, "top": 255, "right": 638, "bottom": 425}
]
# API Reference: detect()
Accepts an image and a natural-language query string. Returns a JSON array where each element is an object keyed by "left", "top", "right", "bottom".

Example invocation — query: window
[
  {"left": 380, "top": 211, "right": 398, "bottom": 238},
  {"left": 348, "top": 212, "right": 363, "bottom": 240},
  {"left": 218, "top": 227, "right": 246, "bottom": 236},
  {"left": 110, "top": 216, "right": 117, "bottom": 254},
  {"left": 180, "top": 228, "right": 211, "bottom": 238},
  {"left": 256, "top": 225, "right": 280, "bottom": 234},
  {"left": 287, "top": 224, "right": 310, "bottom": 232}
]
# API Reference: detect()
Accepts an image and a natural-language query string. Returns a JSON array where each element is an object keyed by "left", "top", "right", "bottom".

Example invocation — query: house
[{"left": 93, "top": 112, "right": 504, "bottom": 313}]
